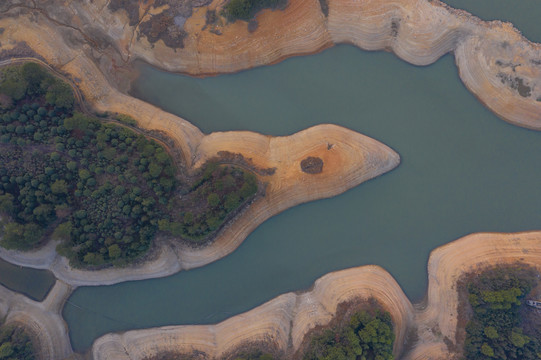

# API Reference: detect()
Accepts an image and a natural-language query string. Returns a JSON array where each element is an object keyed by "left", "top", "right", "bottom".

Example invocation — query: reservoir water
[
  {"left": 0, "top": 258, "right": 55, "bottom": 301},
  {"left": 63, "top": 46, "right": 541, "bottom": 351}
]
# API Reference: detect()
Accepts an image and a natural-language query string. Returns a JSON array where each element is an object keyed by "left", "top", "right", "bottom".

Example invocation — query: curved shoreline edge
[
  {"left": 1, "top": 0, "right": 537, "bottom": 129},
  {"left": 89, "top": 231, "right": 541, "bottom": 360}
]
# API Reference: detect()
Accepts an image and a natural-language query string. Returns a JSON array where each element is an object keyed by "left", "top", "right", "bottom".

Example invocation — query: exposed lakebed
[{"left": 60, "top": 45, "right": 541, "bottom": 351}]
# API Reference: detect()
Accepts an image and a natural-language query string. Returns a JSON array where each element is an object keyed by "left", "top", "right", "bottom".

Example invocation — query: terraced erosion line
[{"left": 90, "top": 231, "right": 541, "bottom": 360}]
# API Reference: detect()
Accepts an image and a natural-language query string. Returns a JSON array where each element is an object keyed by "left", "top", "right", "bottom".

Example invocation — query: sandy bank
[
  {"left": 0, "top": 281, "right": 75, "bottom": 360},
  {"left": 20, "top": 0, "right": 540, "bottom": 129},
  {"left": 91, "top": 231, "right": 541, "bottom": 360}
]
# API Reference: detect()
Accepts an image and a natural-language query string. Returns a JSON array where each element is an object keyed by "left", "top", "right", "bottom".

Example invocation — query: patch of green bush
[
  {"left": 222, "top": 0, "right": 286, "bottom": 21},
  {"left": 115, "top": 114, "right": 138, "bottom": 127},
  {"left": 160, "top": 163, "right": 258, "bottom": 242},
  {"left": 0, "top": 324, "right": 35, "bottom": 360},
  {"left": 463, "top": 265, "right": 541, "bottom": 360},
  {"left": 233, "top": 350, "right": 275, "bottom": 360},
  {"left": 304, "top": 310, "right": 394, "bottom": 360}
]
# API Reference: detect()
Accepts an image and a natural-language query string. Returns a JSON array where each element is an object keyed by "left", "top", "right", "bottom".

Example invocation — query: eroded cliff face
[{"left": 2, "top": 0, "right": 538, "bottom": 129}]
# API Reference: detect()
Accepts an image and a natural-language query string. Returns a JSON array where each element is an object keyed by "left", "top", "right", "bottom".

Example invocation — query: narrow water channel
[{"left": 62, "top": 46, "right": 541, "bottom": 351}]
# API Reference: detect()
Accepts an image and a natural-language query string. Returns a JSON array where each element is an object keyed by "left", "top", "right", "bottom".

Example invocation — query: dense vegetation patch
[
  {"left": 143, "top": 350, "right": 208, "bottom": 360},
  {"left": 0, "top": 63, "right": 258, "bottom": 266},
  {"left": 463, "top": 265, "right": 541, "bottom": 360},
  {"left": 300, "top": 156, "right": 323, "bottom": 174},
  {"left": 222, "top": 0, "right": 286, "bottom": 22},
  {"left": 231, "top": 350, "right": 275, "bottom": 360},
  {"left": 0, "top": 324, "right": 35, "bottom": 360},
  {"left": 304, "top": 309, "right": 394, "bottom": 360},
  {"left": 159, "top": 162, "right": 258, "bottom": 242}
]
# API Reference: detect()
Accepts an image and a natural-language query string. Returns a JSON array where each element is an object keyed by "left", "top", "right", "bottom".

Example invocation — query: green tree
[
  {"left": 52, "top": 222, "right": 72, "bottom": 241},
  {"left": 0, "top": 194, "right": 15, "bottom": 215},
  {"left": 1, "top": 222, "right": 42, "bottom": 250},
  {"left": 0, "top": 342, "right": 14, "bottom": 358},
  {"left": 510, "top": 329, "right": 529, "bottom": 348},
  {"left": 183, "top": 212, "right": 194, "bottom": 225},
  {"left": 64, "top": 113, "right": 89, "bottom": 131},
  {"left": 481, "top": 343, "right": 495, "bottom": 357},
  {"left": 0, "top": 78, "right": 27, "bottom": 101},
  {"left": 484, "top": 326, "right": 499, "bottom": 339},
  {"left": 21, "top": 62, "right": 46, "bottom": 95},
  {"left": 108, "top": 244, "right": 122, "bottom": 259},
  {"left": 45, "top": 80, "right": 74, "bottom": 108},
  {"left": 78, "top": 169, "right": 91, "bottom": 181},
  {"left": 148, "top": 162, "right": 163, "bottom": 178},
  {"left": 83, "top": 252, "right": 104, "bottom": 265},
  {"left": 51, "top": 179, "right": 69, "bottom": 195},
  {"left": 224, "top": 193, "right": 240, "bottom": 212},
  {"left": 207, "top": 193, "right": 220, "bottom": 208}
]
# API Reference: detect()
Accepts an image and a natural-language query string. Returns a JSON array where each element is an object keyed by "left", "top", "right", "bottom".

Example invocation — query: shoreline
[{"left": 90, "top": 230, "right": 541, "bottom": 360}]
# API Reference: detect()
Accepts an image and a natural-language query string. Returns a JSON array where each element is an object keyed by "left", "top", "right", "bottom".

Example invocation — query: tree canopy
[
  {"left": 0, "top": 325, "right": 35, "bottom": 360},
  {"left": 463, "top": 265, "right": 541, "bottom": 360}
]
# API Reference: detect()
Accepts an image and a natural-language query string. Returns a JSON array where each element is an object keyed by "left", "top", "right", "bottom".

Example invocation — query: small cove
[
  {"left": 62, "top": 45, "right": 541, "bottom": 351},
  {"left": 0, "top": 258, "right": 55, "bottom": 301}
]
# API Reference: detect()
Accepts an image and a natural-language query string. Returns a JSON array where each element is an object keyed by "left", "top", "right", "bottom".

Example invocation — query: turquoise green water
[
  {"left": 63, "top": 45, "right": 541, "bottom": 351},
  {"left": 442, "top": 0, "right": 541, "bottom": 43},
  {"left": 0, "top": 258, "right": 55, "bottom": 301}
]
